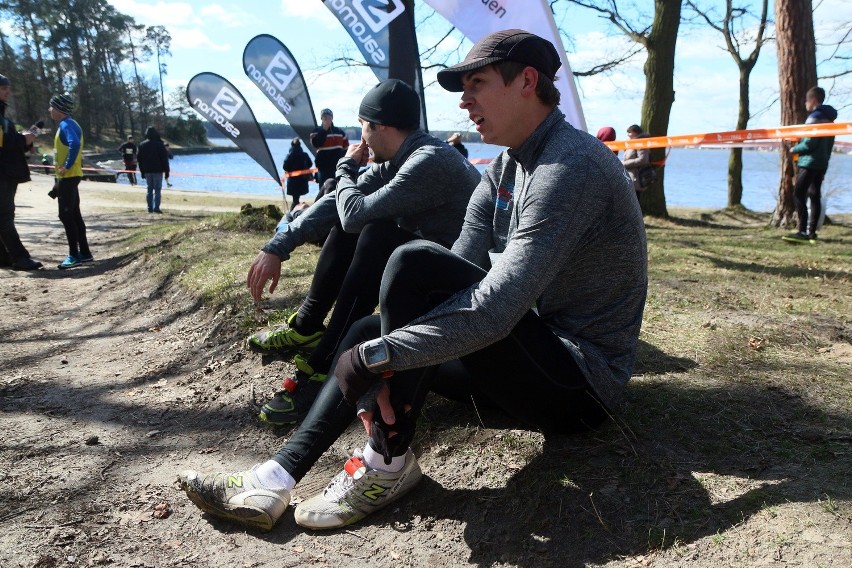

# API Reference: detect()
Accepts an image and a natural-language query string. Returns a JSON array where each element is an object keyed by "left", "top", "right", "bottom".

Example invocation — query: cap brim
[{"left": 437, "top": 56, "right": 504, "bottom": 91}]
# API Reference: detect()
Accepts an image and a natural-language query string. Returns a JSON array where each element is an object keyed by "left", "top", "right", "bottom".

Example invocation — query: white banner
[{"left": 423, "top": 0, "right": 587, "bottom": 131}]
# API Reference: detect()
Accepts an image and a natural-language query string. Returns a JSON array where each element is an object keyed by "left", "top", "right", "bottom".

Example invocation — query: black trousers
[
  {"left": 296, "top": 220, "right": 417, "bottom": 375},
  {"left": 0, "top": 179, "right": 30, "bottom": 264},
  {"left": 273, "top": 240, "right": 608, "bottom": 481},
  {"left": 56, "top": 177, "right": 90, "bottom": 258},
  {"left": 793, "top": 167, "right": 825, "bottom": 235}
]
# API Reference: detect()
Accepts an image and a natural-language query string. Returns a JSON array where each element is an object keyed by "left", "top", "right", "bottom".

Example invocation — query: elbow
[{"left": 339, "top": 214, "right": 364, "bottom": 233}]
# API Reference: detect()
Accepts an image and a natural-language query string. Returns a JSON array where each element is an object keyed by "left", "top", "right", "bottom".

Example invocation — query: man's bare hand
[
  {"left": 247, "top": 251, "right": 283, "bottom": 302},
  {"left": 345, "top": 138, "right": 370, "bottom": 168}
]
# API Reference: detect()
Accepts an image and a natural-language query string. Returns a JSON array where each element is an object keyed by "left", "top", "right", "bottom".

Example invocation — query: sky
[{"left": 108, "top": 0, "right": 851, "bottom": 138}]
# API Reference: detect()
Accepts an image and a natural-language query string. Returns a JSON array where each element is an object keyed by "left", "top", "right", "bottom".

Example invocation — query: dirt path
[{"left": 2, "top": 179, "right": 850, "bottom": 568}]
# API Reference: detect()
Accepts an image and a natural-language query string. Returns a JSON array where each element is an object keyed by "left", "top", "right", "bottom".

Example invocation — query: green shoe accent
[
  {"left": 259, "top": 356, "right": 328, "bottom": 426},
  {"left": 782, "top": 232, "right": 810, "bottom": 244},
  {"left": 246, "top": 313, "right": 324, "bottom": 353}
]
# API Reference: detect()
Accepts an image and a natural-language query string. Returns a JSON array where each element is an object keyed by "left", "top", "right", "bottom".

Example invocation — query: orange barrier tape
[{"left": 605, "top": 121, "right": 852, "bottom": 152}]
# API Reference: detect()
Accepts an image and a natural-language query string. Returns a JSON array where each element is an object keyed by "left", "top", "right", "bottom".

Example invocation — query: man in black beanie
[
  {"left": 239, "top": 78, "right": 480, "bottom": 427},
  {"left": 0, "top": 73, "right": 42, "bottom": 270}
]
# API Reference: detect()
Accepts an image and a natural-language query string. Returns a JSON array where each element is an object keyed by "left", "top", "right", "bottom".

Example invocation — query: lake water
[{"left": 129, "top": 138, "right": 852, "bottom": 213}]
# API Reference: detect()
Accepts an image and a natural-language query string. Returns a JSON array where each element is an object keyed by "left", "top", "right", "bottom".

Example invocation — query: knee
[{"left": 384, "top": 241, "right": 443, "bottom": 283}]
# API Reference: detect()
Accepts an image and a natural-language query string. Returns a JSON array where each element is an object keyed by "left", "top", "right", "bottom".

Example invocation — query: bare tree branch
[{"left": 572, "top": 44, "right": 643, "bottom": 76}]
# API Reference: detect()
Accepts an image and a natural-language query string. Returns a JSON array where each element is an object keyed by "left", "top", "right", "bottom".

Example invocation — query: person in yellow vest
[{"left": 49, "top": 93, "right": 92, "bottom": 269}]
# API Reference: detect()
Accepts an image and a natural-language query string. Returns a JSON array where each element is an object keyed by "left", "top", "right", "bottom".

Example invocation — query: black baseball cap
[{"left": 437, "top": 29, "right": 561, "bottom": 92}]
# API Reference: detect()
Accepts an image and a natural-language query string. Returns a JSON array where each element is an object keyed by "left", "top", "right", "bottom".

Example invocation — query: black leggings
[
  {"left": 0, "top": 180, "right": 29, "bottom": 263},
  {"left": 295, "top": 220, "right": 417, "bottom": 374},
  {"left": 56, "top": 177, "right": 90, "bottom": 258},
  {"left": 273, "top": 240, "right": 608, "bottom": 482},
  {"left": 793, "top": 167, "right": 824, "bottom": 235}
]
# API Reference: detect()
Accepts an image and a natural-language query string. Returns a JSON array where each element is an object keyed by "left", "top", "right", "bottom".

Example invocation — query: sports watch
[{"left": 359, "top": 338, "right": 394, "bottom": 376}]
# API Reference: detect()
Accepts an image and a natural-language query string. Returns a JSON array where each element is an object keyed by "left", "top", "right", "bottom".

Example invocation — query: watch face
[{"left": 362, "top": 341, "right": 389, "bottom": 367}]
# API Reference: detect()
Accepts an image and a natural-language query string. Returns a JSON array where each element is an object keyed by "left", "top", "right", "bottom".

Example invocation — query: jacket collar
[
  {"left": 390, "top": 130, "right": 431, "bottom": 169},
  {"left": 507, "top": 108, "right": 566, "bottom": 170}
]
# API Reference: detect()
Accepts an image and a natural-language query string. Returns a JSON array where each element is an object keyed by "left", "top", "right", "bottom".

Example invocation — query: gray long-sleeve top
[
  {"left": 383, "top": 110, "right": 648, "bottom": 410},
  {"left": 262, "top": 130, "right": 481, "bottom": 260}
]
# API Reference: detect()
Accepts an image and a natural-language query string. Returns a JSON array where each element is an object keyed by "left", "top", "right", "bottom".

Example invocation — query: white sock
[
  {"left": 255, "top": 460, "right": 296, "bottom": 491},
  {"left": 362, "top": 442, "right": 406, "bottom": 473}
]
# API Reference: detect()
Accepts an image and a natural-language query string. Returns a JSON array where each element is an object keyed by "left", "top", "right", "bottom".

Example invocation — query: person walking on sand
[
  {"left": 282, "top": 138, "right": 312, "bottom": 210},
  {"left": 0, "top": 73, "right": 42, "bottom": 270},
  {"left": 310, "top": 108, "right": 347, "bottom": 187},
  {"left": 49, "top": 93, "right": 92, "bottom": 270},
  {"left": 783, "top": 86, "right": 838, "bottom": 244},
  {"left": 137, "top": 127, "right": 170, "bottom": 214},
  {"left": 179, "top": 29, "right": 646, "bottom": 533},
  {"left": 118, "top": 134, "right": 137, "bottom": 185}
]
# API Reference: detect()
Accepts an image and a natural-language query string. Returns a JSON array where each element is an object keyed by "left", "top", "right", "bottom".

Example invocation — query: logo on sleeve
[{"left": 496, "top": 184, "right": 514, "bottom": 210}]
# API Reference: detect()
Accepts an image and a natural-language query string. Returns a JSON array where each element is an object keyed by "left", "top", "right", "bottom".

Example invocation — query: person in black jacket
[
  {"left": 117, "top": 135, "right": 137, "bottom": 185},
  {"left": 282, "top": 138, "right": 312, "bottom": 210},
  {"left": 136, "top": 127, "right": 170, "bottom": 214},
  {"left": 0, "top": 73, "right": 42, "bottom": 270},
  {"left": 309, "top": 108, "right": 347, "bottom": 187},
  {"left": 446, "top": 132, "right": 469, "bottom": 158}
]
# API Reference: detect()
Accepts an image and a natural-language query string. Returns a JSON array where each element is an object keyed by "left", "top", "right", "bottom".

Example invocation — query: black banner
[
  {"left": 243, "top": 35, "right": 318, "bottom": 157},
  {"left": 186, "top": 72, "right": 280, "bottom": 186},
  {"left": 322, "top": 0, "right": 428, "bottom": 131}
]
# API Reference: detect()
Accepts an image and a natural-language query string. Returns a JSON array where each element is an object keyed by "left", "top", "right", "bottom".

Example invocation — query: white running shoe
[
  {"left": 294, "top": 449, "right": 422, "bottom": 529},
  {"left": 178, "top": 465, "right": 290, "bottom": 531}
]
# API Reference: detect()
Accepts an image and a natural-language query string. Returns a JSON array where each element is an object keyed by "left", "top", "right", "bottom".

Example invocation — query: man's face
[
  {"left": 359, "top": 119, "right": 386, "bottom": 162},
  {"left": 49, "top": 106, "right": 63, "bottom": 121},
  {"left": 459, "top": 65, "right": 519, "bottom": 147},
  {"left": 805, "top": 94, "right": 818, "bottom": 112},
  {"left": 627, "top": 130, "right": 638, "bottom": 139},
  {"left": 321, "top": 114, "right": 333, "bottom": 128},
  {"left": 0, "top": 85, "right": 11, "bottom": 103}
]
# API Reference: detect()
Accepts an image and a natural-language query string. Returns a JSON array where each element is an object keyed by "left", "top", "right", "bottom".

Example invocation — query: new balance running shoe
[
  {"left": 246, "top": 313, "right": 324, "bottom": 354},
  {"left": 259, "top": 354, "right": 328, "bottom": 426},
  {"left": 78, "top": 252, "right": 94, "bottom": 263},
  {"left": 177, "top": 464, "right": 290, "bottom": 531},
  {"left": 294, "top": 449, "right": 422, "bottom": 530},
  {"left": 57, "top": 255, "right": 81, "bottom": 269}
]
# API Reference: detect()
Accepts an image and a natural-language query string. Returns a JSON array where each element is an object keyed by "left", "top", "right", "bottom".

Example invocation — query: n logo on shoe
[
  {"left": 227, "top": 474, "right": 244, "bottom": 489},
  {"left": 362, "top": 483, "right": 387, "bottom": 501}
]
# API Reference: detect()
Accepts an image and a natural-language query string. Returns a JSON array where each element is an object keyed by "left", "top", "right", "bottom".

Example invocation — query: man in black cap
[
  {"left": 241, "top": 79, "right": 480, "bottom": 426},
  {"left": 309, "top": 108, "right": 348, "bottom": 187},
  {"left": 178, "top": 30, "right": 646, "bottom": 533},
  {"left": 0, "top": 73, "right": 42, "bottom": 270}
]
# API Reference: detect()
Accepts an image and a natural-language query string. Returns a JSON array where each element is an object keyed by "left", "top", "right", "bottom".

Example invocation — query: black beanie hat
[
  {"left": 358, "top": 79, "right": 420, "bottom": 130},
  {"left": 0, "top": 74, "right": 10, "bottom": 87},
  {"left": 50, "top": 93, "right": 75, "bottom": 114}
]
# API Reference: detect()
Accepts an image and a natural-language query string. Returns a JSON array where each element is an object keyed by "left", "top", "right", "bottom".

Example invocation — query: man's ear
[{"left": 519, "top": 66, "right": 539, "bottom": 98}]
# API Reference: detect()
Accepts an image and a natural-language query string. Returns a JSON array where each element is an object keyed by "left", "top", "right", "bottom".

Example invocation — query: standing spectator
[
  {"left": 622, "top": 124, "right": 651, "bottom": 196},
  {"left": 446, "top": 132, "right": 469, "bottom": 158},
  {"left": 309, "top": 108, "right": 347, "bottom": 187},
  {"left": 282, "top": 138, "right": 312, "bottom": 210},
  {"left": 49, "top": 93, "right": 92, "bottom": 269},
  {"left": 596, "top": 126, "right": 617, "bottom": 155},
  {"left": 783, "top": 86, "right": 838, "bottom": 243},
  {"left": 117, "top": 134, "right": 137, "bottom": 186},
  {"left": 0, "top": 73, "right": 42, "bottom": 270},
  {"left": 137, "top": 127, "right": 170, "bottom": 214}
]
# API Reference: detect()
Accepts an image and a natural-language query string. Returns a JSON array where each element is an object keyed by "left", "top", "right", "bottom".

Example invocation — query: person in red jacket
[{"left": 309, "top": 108, "right": 347, "bottom": 187}]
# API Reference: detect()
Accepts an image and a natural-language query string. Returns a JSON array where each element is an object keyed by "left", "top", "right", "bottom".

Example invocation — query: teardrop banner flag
[
  {"left": 422, "top": 0, "right": 587, "bottom": 131},
  {"left": 186, "top": 72, "right": 280, "bottom": 186},
  {"left": 243, "top": 35, "right": 319, "bottom": 157},
  {"left": 322, "top": 0, "right": 428, "bottom": 131}
]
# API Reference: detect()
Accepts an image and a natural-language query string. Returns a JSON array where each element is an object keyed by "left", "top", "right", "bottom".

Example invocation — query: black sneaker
[
  {"left": 259, "top": 355, "right": 328, "bottom": 426},
  {"left": 78, "top": 253, "right": 94, "bottom": 263},
  {"left": 12, "top": 258, "right": 43, "bottom": 271},
  {"left": 807, "top": 233, "right": 818, "bottom": 244},
  {"left": 782, "top": 232, "right": 810, "bottom": 244}
]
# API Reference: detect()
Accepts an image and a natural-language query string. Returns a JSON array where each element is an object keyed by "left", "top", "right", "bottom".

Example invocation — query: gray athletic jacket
[
  {"left": 383, "top": 110, "right": 648, "bottom": 410},
  {"left": 262, "top": 131, "right": 481, "bottom": 260}
]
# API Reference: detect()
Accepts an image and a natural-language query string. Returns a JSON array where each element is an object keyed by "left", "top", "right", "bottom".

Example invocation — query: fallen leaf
[
  {"left": 152, "top": 502, "right": 172, "bottom": 519},
  {"left": 748, "top": 336, "right": 767, "bottom": 351}
]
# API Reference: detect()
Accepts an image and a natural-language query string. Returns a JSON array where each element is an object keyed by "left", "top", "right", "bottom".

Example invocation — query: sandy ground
[{"left": 1, "top": 177, "right": 850, "bottom": 568}]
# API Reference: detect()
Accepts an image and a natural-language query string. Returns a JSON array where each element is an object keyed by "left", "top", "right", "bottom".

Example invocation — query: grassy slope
[{"left": 128, "top": 207, "right": 851, "bottom": 566}]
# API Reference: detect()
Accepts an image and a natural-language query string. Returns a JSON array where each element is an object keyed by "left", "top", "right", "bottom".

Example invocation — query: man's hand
[
  {"left": 56, "top": 165, "right": 66, "bottom": 176},
  {"left": 345, "top": 138, "right": 370, "bottom": 168},
  {"left": 247, "top": 251, "right": 283, "bottom": 302},
  {"left": 358, "top": 382, "right": 396, "bottom": 437}
]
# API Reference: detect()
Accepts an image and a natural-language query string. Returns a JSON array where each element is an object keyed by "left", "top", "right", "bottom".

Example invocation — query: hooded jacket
[
  {"left": 792, "top": 104, "right": 838, "bottom": 171},
  {"left": 137, "top": 127, "right": 170, "bottom": 175},
  {"left": 0, "top": 100, "right": 31, "bottom": 183}
]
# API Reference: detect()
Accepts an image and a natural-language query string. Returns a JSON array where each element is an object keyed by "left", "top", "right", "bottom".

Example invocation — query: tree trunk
[
  {"left": 771, "top": 0, "right": 817, "bottom": 228},
  {"left": 728, "top": 65, "right": 751, "bottom": 207},
  {"left": 637, "top": 0, "right": 682, "bottom": 218}
]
